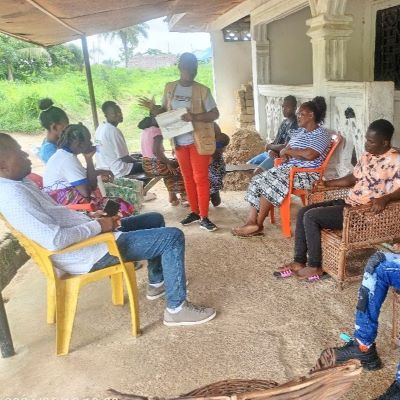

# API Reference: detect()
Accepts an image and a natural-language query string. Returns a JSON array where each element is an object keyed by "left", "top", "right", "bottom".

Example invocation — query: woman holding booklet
[{"left": 139, "top": 52, "right": 220, "bottom": 232}]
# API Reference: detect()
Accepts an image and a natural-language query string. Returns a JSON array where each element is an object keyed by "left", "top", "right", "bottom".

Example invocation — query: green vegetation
[{"left": 0, "top": 63, "right": 213, "bottom": 150}]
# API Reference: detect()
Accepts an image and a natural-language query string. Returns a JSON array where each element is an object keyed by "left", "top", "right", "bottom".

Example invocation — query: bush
[{"left": 0, "top": 63, "right": 214, "bottom": 150}]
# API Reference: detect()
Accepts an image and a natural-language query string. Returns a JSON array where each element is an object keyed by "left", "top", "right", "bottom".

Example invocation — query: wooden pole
[
  {"left": 81, "top": 35, "right": 99, "bottom": 129},
  {"left": 0, "top": 293, "right": 15, "bottom": 358}
]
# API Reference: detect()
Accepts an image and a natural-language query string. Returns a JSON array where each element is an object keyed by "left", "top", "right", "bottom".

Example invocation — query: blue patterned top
[{"left": 286, "top": 126, "right": 331, "bottom": 168}]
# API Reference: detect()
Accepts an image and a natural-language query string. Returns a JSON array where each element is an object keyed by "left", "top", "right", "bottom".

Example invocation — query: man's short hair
[
  {"left": 101, "top": 101, "right": 118, "bottom": 113},
  {"left": 283, "top": 95, "right": 297, "bottom": 107},
  {"left": 368, "top": 119, "right": 394, "bottom": 142}
]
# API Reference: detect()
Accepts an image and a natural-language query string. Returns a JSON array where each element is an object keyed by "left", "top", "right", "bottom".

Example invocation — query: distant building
[{"left": 128, "top": 54, "right": 178, "bottom": 69}]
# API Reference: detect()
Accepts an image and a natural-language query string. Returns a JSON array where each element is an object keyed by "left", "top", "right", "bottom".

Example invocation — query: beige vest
[{"left": 163, "top": 81, "right": 216, "bottom": 155}]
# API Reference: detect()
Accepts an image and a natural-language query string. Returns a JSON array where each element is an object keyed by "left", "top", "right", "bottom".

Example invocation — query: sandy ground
[{"left": 0, "top": 133, "right": 398, "bottom": 399}]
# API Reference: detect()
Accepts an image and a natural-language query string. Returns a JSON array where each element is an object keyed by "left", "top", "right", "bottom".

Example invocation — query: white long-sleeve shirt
[{"left": 0, "top": 177, "right": 110, "bottom": 274}]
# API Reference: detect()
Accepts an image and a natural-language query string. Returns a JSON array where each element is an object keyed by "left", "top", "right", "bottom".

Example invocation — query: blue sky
[{"left": 79, "top": 17, "right": 211, "bottom": 63}]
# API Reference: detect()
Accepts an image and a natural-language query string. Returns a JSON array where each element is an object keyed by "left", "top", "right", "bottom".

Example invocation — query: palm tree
[
  {"left": 0, "top": 34, "right": 50, "bottom": 80},
  {"left": 102, "top": 24, "right": 149, "bottom": 68}
]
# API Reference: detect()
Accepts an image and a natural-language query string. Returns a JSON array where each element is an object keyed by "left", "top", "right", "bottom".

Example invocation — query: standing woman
[
  {"left": 139, "top": 53, "right": 220, "bottom": 232},
  {"left": 38, "top": 98, "right": 69, "bottom": 163}
]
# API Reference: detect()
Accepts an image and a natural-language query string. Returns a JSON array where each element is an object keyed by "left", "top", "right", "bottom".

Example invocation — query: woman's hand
[
  {"left": 313, "top": 180, "right": 327, "bottom": 190},
  {"left": 181, "top": 112, "right": 193, "bottom": 122},
  {"left": 167, "top": 160, "right": 179, "bottom": 175},
  {"left": 138, "top": 96, "right": 155, "bottom": 110},
  {"left": 83, "top": 146, "right": 96, "bottom": 160},
  {"left": 100, "top": 171, "right": 114, "bottom": 183}
]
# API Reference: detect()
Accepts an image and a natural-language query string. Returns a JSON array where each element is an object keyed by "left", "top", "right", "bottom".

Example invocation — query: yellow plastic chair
[{"left": 1, "top": 214, "right": 140, "bottom": 356}]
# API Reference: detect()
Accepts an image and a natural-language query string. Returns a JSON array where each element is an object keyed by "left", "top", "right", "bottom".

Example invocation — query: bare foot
[
  {"left": 296, "top": 266, "right": 323, "bottom": 280},
  {"left": 232, "top": 224, "right": 262, "bottom": 236},
  {"left": 276, "top": 261, "right": 305, "bottom": 273}
]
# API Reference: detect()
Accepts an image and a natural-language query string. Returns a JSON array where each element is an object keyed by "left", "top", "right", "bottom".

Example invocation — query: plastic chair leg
[
  {"left": 55, "top": 279, "right": 80, "bottom": 355},
  {"left": 123, "top": 264, "right": 141, "bottom": 337},
  {"left": 47, "top": 281, "right": 56, "bottom": 324},
  {"left": 300, "top": 194, "right": 306, "bottom": 206},
  {"left": 280, "top": 196, "right": 292, "bottom": 238},
  {"left": 111, "top": 272, "right": 124, "bottom": 306}
]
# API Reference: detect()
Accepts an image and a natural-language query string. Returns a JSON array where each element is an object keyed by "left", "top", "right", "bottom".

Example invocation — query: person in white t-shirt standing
[{"left": 95, "top": 101, "right": 143, "bottom": 178}]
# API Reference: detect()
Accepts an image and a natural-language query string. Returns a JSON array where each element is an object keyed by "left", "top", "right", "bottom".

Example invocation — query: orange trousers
[{"left": 175, "top": 144, "right": 211, "bottom": 218}]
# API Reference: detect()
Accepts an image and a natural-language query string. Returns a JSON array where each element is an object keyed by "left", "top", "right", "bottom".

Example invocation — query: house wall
[
  {"left": 267, "top": 7, "right": 313, "bottom": 85},
  {"left": 210, "top": 31, "right": 253, "bottom": 133},
  {"left": 344, "top": 0, "right": 366, "bottom": 81}
]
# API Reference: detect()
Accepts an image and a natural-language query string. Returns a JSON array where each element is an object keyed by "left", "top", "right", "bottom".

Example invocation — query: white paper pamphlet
[{"left": 155, "top": 108, "right": 193, "bottom": 139}]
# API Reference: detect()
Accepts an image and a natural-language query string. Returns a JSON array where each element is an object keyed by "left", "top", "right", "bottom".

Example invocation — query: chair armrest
[
  {"left": 342, "top": 200, "right": 400, "bottom": 246},
  {"left": 48, "top": 232, "right": 119, "bottom": 257},
  {"left": 307, "top": 186, "right": 351, "bottom": 204}
]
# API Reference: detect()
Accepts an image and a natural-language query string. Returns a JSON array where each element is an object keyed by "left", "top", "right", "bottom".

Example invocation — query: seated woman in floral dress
[
  {"left": 232, "top": 97, "right": 331, "bottom": 237},
  {"left": 43, "top": 124, "right": 133, "bottom": 216}
]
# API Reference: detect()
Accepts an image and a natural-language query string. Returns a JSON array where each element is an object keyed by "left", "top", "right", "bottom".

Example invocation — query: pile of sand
[{"left": 224, "top": 128, "right": 266, "bottom": 191}]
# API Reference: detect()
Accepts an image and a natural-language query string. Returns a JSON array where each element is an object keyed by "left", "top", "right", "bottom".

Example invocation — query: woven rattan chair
[
  {"left": 392, "top": 289, "right": 400, "bottom": 348},
  {"left": 307, "top": 186, "right": 400, "bottom": 289},
  {"left": 109, "top": 360, "right": 361, "bottom": 400}
]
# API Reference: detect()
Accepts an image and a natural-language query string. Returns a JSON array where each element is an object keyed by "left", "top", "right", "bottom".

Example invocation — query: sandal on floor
[
  {"left": 231, "top": 229, "right": 264, "bottom": 238},
  {"left": 273, "top": 269, "right": 294, "bottom": 279},
  {"left": 169, "top": 199, "right": 180, "bottom": 206}
]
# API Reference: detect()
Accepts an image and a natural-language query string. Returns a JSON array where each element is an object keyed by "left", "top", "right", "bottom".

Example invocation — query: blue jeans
[
  {"left": 353, "top": 252, "right": 400, "bottom": 381},
  {"left": 247, "top": 152, "right": 268, "bottom": 165},
  {"left": 258, "top": 154, "right": 275, "bottom": 171},
  {"left": 91, "top": 212, "right": 186, "bottom": 309}
]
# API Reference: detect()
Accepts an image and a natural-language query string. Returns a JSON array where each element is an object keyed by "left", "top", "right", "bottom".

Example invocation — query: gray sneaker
[
  {"left": 146, "top": 283, "right": 165, "bottom": 300},
  {"left": 163, "top": 301, "right": 216, "bottom": 326}
]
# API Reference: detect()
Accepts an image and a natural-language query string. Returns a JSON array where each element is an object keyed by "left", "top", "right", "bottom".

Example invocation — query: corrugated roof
[{"left": 0, "top": 0, "right": 245, "bottom": 46}]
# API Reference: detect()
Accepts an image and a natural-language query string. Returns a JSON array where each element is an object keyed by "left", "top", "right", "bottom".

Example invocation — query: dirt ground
[{"left": 0, "top": 133, "right": 398, "bottom": 399}]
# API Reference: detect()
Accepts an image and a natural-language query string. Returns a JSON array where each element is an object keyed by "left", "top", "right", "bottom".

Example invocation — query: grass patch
[{"left": 0, "top": 63, "right": 213, "bottom": 150}]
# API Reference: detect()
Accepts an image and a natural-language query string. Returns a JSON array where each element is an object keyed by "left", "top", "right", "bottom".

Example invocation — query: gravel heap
[{"left": 223, "top": 128, "right": 266, "bottom": 191}]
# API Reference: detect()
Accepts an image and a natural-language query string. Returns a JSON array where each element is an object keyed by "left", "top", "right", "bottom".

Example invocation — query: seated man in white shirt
[
  {"left": 95, "top": 101, "right": 143, "bottom": 178},
  {"left": 0, "top": 133, "right": 216, "bottom": 326}
]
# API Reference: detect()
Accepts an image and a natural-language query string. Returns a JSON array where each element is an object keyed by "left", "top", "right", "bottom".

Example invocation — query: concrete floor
[{"left": 0, "top": 134, "right": 398, "bottom": 399}]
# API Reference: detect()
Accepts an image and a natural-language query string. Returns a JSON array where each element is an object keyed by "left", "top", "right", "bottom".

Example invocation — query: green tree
[
  {"left": 145, "top": 48, "right": 164, "bottom": 56},
  {"left": 48, "top": 43, "right": 84, "bottom": 70},
  {"left": 0, "top": 34, "right": 50, "bottom": 80},
  {"left": 102, "top": 24, "right": 149, "bottom": 68}
]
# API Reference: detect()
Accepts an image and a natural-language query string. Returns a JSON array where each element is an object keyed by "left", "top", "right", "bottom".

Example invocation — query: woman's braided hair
[
  {"left": 301, "top": 96, "right": 327, "bottom": 124},
  {"left": 57, "top": 123, "right": 90, "bottom": 149}
]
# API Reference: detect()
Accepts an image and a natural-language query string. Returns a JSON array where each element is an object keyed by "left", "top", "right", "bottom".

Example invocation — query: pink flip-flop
[
  {"left": 273, "top": 269, "right": 294, "bottom": 279},
  {"left": 304, "top": 273, "right": 330, "bottom": 283}
]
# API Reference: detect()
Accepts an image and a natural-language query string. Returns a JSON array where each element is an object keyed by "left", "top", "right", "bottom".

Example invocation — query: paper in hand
[{"left": 155, "top": 108, "right": 194, "bottom": 139}]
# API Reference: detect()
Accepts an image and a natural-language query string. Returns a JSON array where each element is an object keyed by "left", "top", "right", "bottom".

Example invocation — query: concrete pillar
[
  {"left": 251, "top": 23, "right": 269, "bottom": 137},
  {"left": 306, "top": 0, "right": 353, "bottom": 92}
]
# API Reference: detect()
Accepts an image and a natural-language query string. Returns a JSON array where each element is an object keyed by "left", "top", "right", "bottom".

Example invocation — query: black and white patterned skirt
[{"left": 245, "top": 164, "right": 320, "bottom": 210}]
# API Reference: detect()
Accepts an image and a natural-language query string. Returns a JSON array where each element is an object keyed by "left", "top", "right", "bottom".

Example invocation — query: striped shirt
[{"left": 286, "top": 126, "right": 331, "bottom": 168}]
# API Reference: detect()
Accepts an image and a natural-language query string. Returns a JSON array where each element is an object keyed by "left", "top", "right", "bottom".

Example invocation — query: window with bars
[{"left": 374, "top": 5, "right": 400, "bottom": 89}]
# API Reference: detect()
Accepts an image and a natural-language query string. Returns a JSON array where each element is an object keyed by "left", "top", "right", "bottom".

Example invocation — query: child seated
[
  {"left": 209, "top": 124, "right": 230, "bottom": 206},
  {"left": 139, "top": 114, "right": 186, "bottom": 206}
]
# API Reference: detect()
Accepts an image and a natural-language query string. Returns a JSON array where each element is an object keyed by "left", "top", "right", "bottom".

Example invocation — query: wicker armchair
[
  {"left": 392, "top": 289, "right": 400, "bottom": 348},
  {"left": 109, "top": 360, "right": 361, "bottom": 400},
  {"left": 307, "top": 186, "right": 400, "bottom": 288}
]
